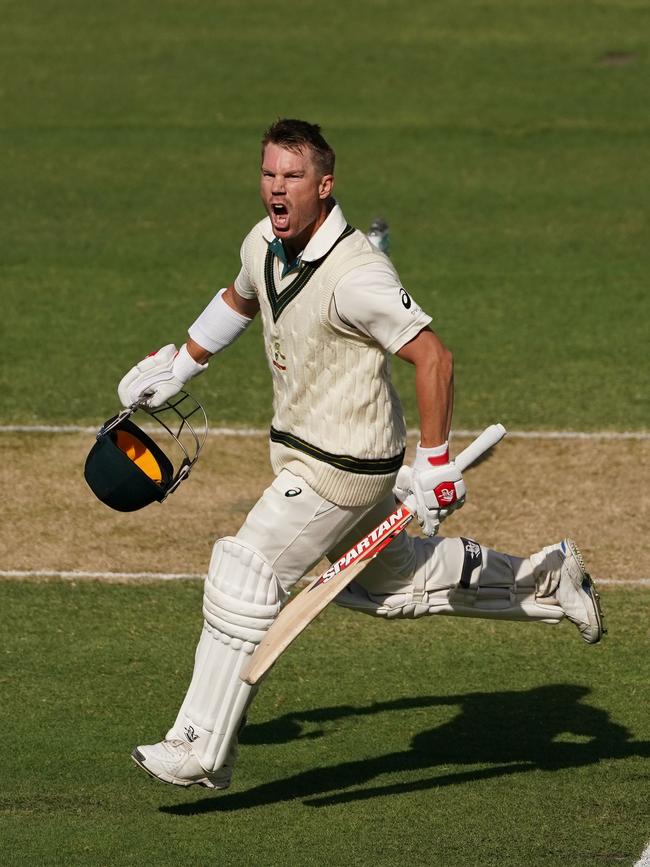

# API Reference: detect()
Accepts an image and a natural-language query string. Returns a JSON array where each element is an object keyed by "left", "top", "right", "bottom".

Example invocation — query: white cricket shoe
[
  {"left": 536, "top": 539, "right": 605, "bottom": 644},
  {"left": 131, "top": 738, "right": 234, "bottom": 790}
]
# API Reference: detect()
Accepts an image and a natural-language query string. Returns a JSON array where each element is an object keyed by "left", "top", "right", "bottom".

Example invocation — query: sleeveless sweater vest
[{"left": 241, "top": 221, "right": 407, "bottom": 507}]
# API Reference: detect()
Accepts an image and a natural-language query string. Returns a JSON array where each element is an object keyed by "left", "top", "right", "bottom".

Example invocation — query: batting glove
[
  {"left": 393, "top": 441, "right": 466, "bottom": 536},
  {"left": 118, "top": 343, "right": 208, "bottom": 409}
]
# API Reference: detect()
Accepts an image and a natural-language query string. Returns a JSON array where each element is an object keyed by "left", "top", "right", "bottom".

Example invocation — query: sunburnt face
[{"left": 260, "top": 142, "right": 333, "bottom": 256}]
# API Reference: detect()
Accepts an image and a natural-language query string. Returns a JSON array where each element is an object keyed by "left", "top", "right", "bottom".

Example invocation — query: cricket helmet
[{"left": 84, "top": 392, "right": 208, "bottom": 511}]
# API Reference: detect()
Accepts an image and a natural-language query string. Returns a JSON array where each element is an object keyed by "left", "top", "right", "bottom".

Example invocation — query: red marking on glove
[
  {"left": 426, "top": 449, "right": 450, "bottom": 467},
  {"left": 434, "top": 482, "right": 457, "bottom": 505}
]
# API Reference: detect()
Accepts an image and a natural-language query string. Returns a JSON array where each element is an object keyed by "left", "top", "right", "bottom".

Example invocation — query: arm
[
  {"left": 223, "top": 283, "right": 260, "bottom": 319},
  {"left": 393, "top": 326, "right": 465, "bottom": 536},
  {"left": 395, "top": 326, "right": 454, "bottom": 448}
]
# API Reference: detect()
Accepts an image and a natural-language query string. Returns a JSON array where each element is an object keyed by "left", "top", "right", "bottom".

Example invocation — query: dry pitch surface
[{"left": 2, "top": 433, "right": 648, "bottom": 585}]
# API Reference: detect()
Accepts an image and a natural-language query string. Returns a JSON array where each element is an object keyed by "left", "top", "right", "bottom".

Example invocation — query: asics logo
[{"left": 399, "top": 288, "right": 412, "bottom": 310}]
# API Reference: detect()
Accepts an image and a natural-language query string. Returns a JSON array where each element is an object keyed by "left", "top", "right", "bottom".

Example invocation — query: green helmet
[{"left": 84, "top": 392, "right": 207, "bottom": 512}]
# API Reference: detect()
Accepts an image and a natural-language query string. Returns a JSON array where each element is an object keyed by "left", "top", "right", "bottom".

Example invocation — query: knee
[{"left": 202, "top": 537, "right": 287, "bottom": 645}]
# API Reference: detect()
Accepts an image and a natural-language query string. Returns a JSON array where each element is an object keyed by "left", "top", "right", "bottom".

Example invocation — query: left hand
[
  {"left": 393, "top": 441, "right": 466, "bottom": 536},
  {"left": 118, "top": 343, "right": 208, "bottom": 409}
]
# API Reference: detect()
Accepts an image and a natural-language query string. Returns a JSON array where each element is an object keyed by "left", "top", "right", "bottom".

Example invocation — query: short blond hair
[{"left": 261, "top": 118, "right": 335, "bottom": 177}]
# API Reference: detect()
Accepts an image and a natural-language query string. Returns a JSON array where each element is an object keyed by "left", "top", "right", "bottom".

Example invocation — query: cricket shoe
[
  {"left": 131, "top": 738, "right": 234, "bottom": 790},
  {"left": 534, "top": 539, "right": 605, "bottom": 644}
]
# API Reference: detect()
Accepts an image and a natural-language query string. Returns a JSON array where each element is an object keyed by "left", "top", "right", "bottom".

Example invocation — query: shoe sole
[
  {"left": 130, "top": 748, "right": 227, "bottom": 790},
  {"left": 563, "top": 539, "right": 606, "bottom": 644}
]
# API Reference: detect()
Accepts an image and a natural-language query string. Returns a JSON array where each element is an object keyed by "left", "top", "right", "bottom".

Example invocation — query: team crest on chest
[{"left": 270, "top": 340, "right": 287, "bottom": 371}]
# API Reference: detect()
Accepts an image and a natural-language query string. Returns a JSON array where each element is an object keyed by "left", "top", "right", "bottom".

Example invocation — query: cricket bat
[{"left": 240, "top": 423, "right": 507, "bottom": 685}]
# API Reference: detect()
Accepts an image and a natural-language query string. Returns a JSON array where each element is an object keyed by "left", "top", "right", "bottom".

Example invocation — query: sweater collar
[{"left": 261, "top": 201, "right": 347, "bottom": 275}]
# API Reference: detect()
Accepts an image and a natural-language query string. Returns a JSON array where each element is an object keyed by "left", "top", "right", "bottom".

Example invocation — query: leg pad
[
  {"left": 336, "top": 536, "right": 563, "bottom": 623},
  {"left": 169, "top": 538, "right": 285, "bottom": 772}
]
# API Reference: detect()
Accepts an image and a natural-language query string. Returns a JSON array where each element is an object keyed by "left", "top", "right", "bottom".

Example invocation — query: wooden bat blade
[
  {"left": 240, "top": 505, "right": 413, "bottom": 685},
  {"left": 240, "top": 423, "right": 507, "bottom": 686}
]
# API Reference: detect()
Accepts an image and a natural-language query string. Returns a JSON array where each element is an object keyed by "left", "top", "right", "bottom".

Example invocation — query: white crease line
[
  {"left": 0, "top": 570, "right": 648, "bottom": 586},
  {"left": 0, "top": 570, "right": 204, "bottom": 581},
  {"left": 0, "top": 425, "right": 648, "bottom": 440},
  {"left": 475, "top": 429, "right": 649, "bottom": 441}
]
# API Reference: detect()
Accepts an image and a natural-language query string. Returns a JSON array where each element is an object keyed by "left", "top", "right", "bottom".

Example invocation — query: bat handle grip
[{"left": 454, "top": 423, "right": 507, "bottom": 472}]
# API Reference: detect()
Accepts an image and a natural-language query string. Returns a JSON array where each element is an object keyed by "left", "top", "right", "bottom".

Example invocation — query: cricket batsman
[{"left": 116, "top": 118, "right": 604, "bottom": 790}]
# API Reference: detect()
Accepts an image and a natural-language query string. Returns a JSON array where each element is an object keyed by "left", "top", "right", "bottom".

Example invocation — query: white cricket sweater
[{"left": 240, "top": 219, "right": 407, "bottom": 507}]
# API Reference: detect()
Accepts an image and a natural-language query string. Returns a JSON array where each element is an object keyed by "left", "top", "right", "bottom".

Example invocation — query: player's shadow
[{"left": 160, "top": 684, "right": 650, "bottom": 814}]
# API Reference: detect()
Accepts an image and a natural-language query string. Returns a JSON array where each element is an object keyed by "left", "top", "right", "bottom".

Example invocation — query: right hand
[
  {"left": 118, "top": 343, "right": 208, "bottom": 409},
  {"left": 393, "top": 442, "right": 466, "bottom": 536}
]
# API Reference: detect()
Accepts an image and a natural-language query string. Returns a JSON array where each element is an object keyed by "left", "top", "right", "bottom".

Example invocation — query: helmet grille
[{"left": 84, "top": 392, "right": 207, "bottom": 511}]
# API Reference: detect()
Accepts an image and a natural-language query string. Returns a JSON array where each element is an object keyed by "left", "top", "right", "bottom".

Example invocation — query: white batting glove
[
  {"left": 393, "top": 441, "right": 466, "bottom": 536},
  {"left": 117, "top": 343, "right": 208, "bottom": 409}
]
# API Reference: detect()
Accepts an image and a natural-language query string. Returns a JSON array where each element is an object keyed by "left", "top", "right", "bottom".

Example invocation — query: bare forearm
[
  {"left": 396, "top": 327, "right": 454, "bottom": 447},
  {"left": 186, "top": 337, "right": 213, "bottom": 365},
  {"left": 414, "top": 348, "right": 453, "bottom": 446}
]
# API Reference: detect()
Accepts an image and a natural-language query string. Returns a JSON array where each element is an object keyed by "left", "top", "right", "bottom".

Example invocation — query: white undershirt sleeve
[
  {"left": 330, "top": 261, "right": 433, "bottom": 354},
  {"left": 234, "top": 265, "right": 257, "bottom": 301},
  {"left": 233, "top": 235, "right": 258, "bottom": 300}
]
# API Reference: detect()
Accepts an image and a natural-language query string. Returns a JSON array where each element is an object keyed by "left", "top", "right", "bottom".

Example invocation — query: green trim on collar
[
  {"left": 268, "top": 237, "right": 302, "bottom": 277},
  {"left": 264, "top": 224, "right": 355, "bottom": 323}
]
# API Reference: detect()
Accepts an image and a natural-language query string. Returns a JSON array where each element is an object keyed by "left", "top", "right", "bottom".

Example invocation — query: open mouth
[{"left": 270, "top": 202, "right": 290, "bottom": 232}]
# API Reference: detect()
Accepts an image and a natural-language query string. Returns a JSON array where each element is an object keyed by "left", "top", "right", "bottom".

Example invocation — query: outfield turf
[
  {"left": 1, "top": 1, "right": 648, "bottom": 430},
  {"left": 0, "top": 581, "right": 648, "bottom": 866}
]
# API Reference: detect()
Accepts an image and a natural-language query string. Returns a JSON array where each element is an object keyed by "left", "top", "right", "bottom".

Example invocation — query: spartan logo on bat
[{"left": 313, "top": 507, "right": 408, "bottom": 587}]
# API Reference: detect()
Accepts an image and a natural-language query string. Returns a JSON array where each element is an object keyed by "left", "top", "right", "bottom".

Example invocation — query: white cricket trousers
[
  {"left": 236, "top": 469, "right": 411, "bottom": 593},
  {"left": 236, "top": 469, "right": 561, "bottom": 621}
]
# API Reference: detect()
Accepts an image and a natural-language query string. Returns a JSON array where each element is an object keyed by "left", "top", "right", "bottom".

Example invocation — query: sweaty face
[{"left": 260, "top": 142, "right": 333, "bottom": 254}]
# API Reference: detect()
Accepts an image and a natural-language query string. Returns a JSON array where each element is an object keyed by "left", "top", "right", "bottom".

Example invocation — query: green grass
[
  {"left": 0, "top": 581, "right": 648, "bottom": 866},
  {"left": 1, "top": 4, "right": 648, "bottom": 862},
  {"left": 1, "top": 0, "right": 648, "bottom": 429}
]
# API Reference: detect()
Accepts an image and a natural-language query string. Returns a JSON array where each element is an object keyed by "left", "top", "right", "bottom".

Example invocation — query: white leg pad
[
  {"left": 167, "top": 537, "right": 286, "bottom": 773},
  {"left": 336, "top": 536, "right": 564, "bottom": 624}
]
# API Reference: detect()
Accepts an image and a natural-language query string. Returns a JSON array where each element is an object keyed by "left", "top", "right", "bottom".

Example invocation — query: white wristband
[
  {"left": 173, "top": 343, "right": 209, "bottom": 380},
  {"left": 413, "top": 440, "right": 449, "bottom": 471},
  {"left": 188, "top": 288, "right": 253, "bottom": 354}
]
